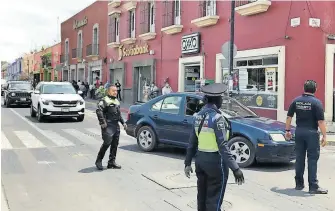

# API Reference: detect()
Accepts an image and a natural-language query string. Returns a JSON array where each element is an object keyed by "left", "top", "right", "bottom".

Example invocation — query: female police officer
[
  {"left": 184, "top": 83, "right": 244, "bottom": 211},
  {"left": 285, "top": 80, "right": 328, "bottom": 194}
]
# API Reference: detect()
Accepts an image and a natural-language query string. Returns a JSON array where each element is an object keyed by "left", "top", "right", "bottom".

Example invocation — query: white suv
[{"left": 30, "top": 82, "right": 85, "bottom": 122}]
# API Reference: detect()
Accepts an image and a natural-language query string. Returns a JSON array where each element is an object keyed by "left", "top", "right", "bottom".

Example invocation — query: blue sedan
[{"left": 125, "top": 92, "right": 296, "bottom": 168}]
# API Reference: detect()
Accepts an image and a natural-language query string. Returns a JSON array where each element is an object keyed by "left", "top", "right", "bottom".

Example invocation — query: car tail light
[{"left": 127, "top": 111, "right": 130, "bottom": 121}]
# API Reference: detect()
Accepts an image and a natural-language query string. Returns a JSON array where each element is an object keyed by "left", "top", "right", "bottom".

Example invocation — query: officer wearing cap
[
  {"left": 184, "top": 83, "right": 245, "bottom": 211},
  {"left": 285, "top": 80, "right": 328, "bottom": 194}
]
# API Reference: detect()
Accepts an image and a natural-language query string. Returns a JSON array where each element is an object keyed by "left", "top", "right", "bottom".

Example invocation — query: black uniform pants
[
  {"left": 117, "top": 90, "right": 122, "bottom": 101},
  {"left": 295, "top": 128, "right": 320, "bottom": 189},
  {"left": 195, "top": 152, "right": 229, "bottom": 211},
  {"left": 97, "top": 126, "right": 120, "bottom": 164}
]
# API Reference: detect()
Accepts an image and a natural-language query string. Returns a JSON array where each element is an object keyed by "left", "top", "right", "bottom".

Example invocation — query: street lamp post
[{"left": 229, "top": 0, "right": 235, "bottom": 76}]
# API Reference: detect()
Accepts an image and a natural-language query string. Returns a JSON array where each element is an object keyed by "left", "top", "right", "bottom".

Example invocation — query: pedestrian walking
[
  {"left": 95, "top": 85, "right": 127, "bottom": 170},
  {"left": 184, "top": 83, "right": 244, "bottom": 211},
  {"left": 115, "top": 80, "right": 122, "bottom": 101},
  {"left": 285, "top": 80, "right": 328, "bottom": 194}
]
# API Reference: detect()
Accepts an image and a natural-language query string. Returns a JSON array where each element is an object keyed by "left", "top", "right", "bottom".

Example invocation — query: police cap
[{"left": 201, "top": 83, "right": 228, "bottom": 96}]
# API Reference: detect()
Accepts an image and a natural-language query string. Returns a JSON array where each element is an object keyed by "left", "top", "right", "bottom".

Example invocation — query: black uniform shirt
[{"left": 287, "top": 94, "right": 324, "bottom": 130}]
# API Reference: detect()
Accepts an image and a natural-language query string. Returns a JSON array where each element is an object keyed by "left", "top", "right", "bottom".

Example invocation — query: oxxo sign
[
  {"left": 117, "top": 44, "right": 149, "bottom": 61},
  {"left": 73, "top": 17, "right": 88, "bottom": 30},
  {"left": 181, "top": 32, "right": 200, "bottom": 54}
]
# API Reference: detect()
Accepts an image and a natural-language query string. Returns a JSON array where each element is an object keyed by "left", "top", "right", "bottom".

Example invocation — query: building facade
[
  {"left": 107, "top": 0, "right": 335, "bottom": 122},
  {"left": 7, "top": 58, "right": 23, "bottom": 80},
  {"left": 33, "top": 49, "right": 43, "bottom": 82},
  {"left": 22, "top": 53, "right": 35, "bottom": 80},
  {"left": 1, "top": 61, "right": 9, "bottom": 80},
  {"left": 60, "top": 1, "right": 108, "bottom": 84}
]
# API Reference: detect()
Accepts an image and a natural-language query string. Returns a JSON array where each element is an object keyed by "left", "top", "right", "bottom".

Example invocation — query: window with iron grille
[
  {"left": 93, "top": 27, "right": 99, "bottom": 55},
  {"left": 72, "top": 48, "right": 77, "bottom": 58},
  {"left": 162, "top": 0, "right": 180, "bottom": 28},
  {"left": 198, "top": 0, "right": 216, "bottom": 17},
  {"left": 77, "top": 32, "right": 82, "bottom": 58},
  {"left": 140, "top": 1, "right": 155, "bottom": 34},
  {"left": 108, "top": 15, "right": 120, "bottom": 43},
  {"left": 65, "top": 41, "right": 69, "bottom": 62},
  {"left": 236, "top": 0, "right": 258, "bottom": 7},
  {"left": 127, "top": 9, "right": 136, "bottom": 38}
]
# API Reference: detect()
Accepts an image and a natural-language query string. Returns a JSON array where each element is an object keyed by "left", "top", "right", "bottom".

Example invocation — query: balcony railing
[
  {"left": 86, "top": 44, "right": 99, "bottom": 56},
  {"left": 77, "top": 48, "right": 83, "bottom": 59},
  {"left": 198, "top": 1, "right": 216, "bottom": 17},
  {"left": 72, "top": 48, "right": 77, "bottom": 59},
  {"left": 236, "top": 0, "right": 259, "bottom": 7}
]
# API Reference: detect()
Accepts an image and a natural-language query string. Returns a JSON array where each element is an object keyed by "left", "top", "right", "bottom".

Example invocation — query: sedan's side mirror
[
  {"left": 78, "top": 90, "right": 83, "bottom": 95},
  {"left": 34, "top": 90, "right": 40, "bottom": 94}
]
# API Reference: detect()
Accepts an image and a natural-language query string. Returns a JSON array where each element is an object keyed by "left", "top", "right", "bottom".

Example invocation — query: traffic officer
[
  {"left": 184, "top": 83, "right": 245, "bottom": 211},
  {"left": 95, "top": 85, "right": 127, "bottom": 170},
  {"left": 285, "top": 80, "right": 328, "bottom": 194}
]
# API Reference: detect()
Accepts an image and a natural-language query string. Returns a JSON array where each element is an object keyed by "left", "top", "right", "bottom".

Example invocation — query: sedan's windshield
[
  {"left": 220, "top": 96, "right": 258, "bottom": 118},
  {"left": 41, "top": 84, "right": 76, "bottom": 94},
  {"left": 9, "top": 83, "right": 32, "bottom": 90}
]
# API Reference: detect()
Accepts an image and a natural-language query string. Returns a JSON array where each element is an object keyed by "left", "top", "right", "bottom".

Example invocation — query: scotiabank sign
[
  {"left": 73, "top": 17, "right": 88, "bottom": 30},
  {"left": 117, "top": 44, "right": 149, "bottom": 61}
]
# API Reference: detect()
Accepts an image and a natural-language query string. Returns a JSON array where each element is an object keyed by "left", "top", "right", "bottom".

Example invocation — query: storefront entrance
[
  {"left": 184, "top": 65, "right": 200, "bottom": 92},
  {"left": 63, "top": 70, "right": 69, "bottom": 81},
  {"left": 78, "top": 68, "right": 85, "bottom": 82},
  {"left": 71, "top": 69, "right": 76, "bottom": 81},
  {"left": 137, "top": 66, "right": 151, "bottom": 102},
  {"left": 110, "top": 68, "right": 123, "bottom": 84}
]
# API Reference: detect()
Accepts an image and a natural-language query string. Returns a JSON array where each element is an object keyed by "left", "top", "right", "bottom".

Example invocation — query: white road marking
[
  {"left": 1, "top": 131, "right": 13, "bottom": 149},
  {"left": 62, "top": 128, "right": 99, "bottom": 145},
  {"left": 43, "top": 130, "right": 75, "bottom": 147},
  {"left": 14, "top": 131, "right": 45, "bottom": 148},
  {"left": 85, "top": 128, "right": 100, "bottom": 136}
]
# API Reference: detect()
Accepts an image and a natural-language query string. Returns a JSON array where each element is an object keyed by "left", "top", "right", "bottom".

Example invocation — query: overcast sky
[{"left": 0, "top": 0, "right": 96, "bottom": 63}]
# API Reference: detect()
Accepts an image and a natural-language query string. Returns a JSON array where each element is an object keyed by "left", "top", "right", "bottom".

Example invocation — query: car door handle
[
  {"left": 153, "top": 115, "right": 158, "bottom": 119},
  {"left": 182, "top": 119, "right": 188, "bottom": 124}
]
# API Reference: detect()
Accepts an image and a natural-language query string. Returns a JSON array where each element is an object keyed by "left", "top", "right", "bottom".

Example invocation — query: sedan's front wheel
[
  {"left": 227, "top": 136, "right": 256, "bottom": 168},
  {"left": 136, "top": 126, "right": 157, "bottom": 152}
]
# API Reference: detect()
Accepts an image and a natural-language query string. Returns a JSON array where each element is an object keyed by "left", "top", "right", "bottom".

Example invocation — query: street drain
[{"left": 187, "top": 200, "right": 232, "bottom": 210}]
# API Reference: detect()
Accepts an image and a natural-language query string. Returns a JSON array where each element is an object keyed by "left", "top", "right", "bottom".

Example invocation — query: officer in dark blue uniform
[
  {"left": 184, "top": 83, "right": 244, "bottom": 211},
  {"left": 285, "top": 80, "right": 328, "bottom": 194}
]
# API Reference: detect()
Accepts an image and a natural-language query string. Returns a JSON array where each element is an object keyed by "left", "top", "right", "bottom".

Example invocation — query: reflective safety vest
[
  {"left": 195, "top": 114, "right": 230, "bottom": 153},
  {"left": 104, "top": 96, "right": 120, "bottom": 106}
]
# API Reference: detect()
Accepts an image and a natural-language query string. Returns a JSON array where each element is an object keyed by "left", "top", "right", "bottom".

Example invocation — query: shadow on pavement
[
  {"left": 119, "top": 144, "right": 186, "bottom": 160},
  {"left": 24, "top": 115, "right": 79, "bottom": 124},
  {"left": 270, "top": 187, "right": 312, "bottom": 197},
  {"left": 246, "top": 162, "right": 295, "bottom": 173},
  {"left": 78, "top": 166, "right": 102, "bottom": 173}
]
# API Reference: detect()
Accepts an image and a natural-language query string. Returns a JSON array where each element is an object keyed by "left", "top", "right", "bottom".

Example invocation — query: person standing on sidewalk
[
  {"left": 115, "top": 80, "right": 122, "bottom": 101},
  {"left": 285, "top": 80, "right": 328, "bottom": 194},
  {"left": 95, "top": 85, "right": 127, "bottom": 170},
  {"left": 184, "top": 83, "right": 244, "bottom": 211}
]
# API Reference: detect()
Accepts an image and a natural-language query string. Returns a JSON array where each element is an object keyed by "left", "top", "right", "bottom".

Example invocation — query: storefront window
[
  {"left": 184, "top": 65, "right": 200, "bottom": 92},
  {"left": 221, "top": 56, "right": 278, "bottom": 109}
]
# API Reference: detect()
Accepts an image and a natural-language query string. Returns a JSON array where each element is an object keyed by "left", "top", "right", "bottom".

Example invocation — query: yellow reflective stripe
[
  {"left": 197, "top": 131, "right": 219, "bottom": 152},
  {"left": 198, "top": 149, "right": 218, "bottom": 152},
  {"left": 104, "top": 97, "right": 120, "bottom": 105}
]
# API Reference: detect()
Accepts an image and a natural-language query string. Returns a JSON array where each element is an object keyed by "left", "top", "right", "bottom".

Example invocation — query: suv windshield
[
  {"left": 41, "top": 84, "right": 76, "bottom": 94},
  {"left": 9, "top": 83, "right": 32, "bottom": 90},
  {"left": 220, "top": 96, "right": 258, "bottom": 118}
]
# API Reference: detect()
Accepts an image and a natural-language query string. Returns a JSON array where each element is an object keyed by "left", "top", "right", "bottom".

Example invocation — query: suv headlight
[
  {"left": 41, "top": 98, "right": 51, "bottom": 105},
  {"left": 79, "top": 100, "right": 84, "bottom": 105},
  {"left": 11, "top": 92, "right": 15, "bottom": 96},
  {"left": 269, "top": 133, "right": 287, "bottom": 142}
]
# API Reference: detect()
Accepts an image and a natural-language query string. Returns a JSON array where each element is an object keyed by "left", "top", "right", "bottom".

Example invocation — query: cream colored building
[{"left": 22, "top": 53, "right": 35, "bottom": 78}]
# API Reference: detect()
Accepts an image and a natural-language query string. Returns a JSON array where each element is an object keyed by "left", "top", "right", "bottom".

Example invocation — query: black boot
[
  {"left": 107, "top": 147, "right": 121, "bottom": 169},
  {"left": 95, "top": 158, "right": 103, "bottom": 170},
  {"left": 295, "top": 177, "right": 305, "bottom": 190},
  {"left": 309, "top": 187, "right": 328, "bottom": 194}
]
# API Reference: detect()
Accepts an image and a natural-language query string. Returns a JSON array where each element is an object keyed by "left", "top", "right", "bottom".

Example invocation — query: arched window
[
  {"left": 77, "top": 30, "right": 83, "bottom": 58},
  {"left": 93, "top": 24, "right": 99, "bottom": 55}
]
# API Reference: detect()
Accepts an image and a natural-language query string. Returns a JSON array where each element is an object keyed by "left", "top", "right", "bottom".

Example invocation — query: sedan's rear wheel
[
  {"left": 227, "top": 136, "right": 255, "bottom": 168},
  {"left": 136, "top": 126, "right": 157, "bottom": 152}
]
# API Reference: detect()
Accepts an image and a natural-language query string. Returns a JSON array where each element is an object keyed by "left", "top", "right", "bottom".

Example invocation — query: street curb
[{"left": 85, "top": 100, "right": 129, "bottom": 113}]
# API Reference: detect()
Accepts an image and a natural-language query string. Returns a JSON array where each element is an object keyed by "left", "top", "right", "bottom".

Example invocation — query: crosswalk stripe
[
  {"left": 62, "top": 129, "right": 99, "bottom": 145},
  {"left": 14, "top": 131, "right": 45, "bottom": 148},
  {"left": 1, "top": 131, "right": 13, "bottom": 149},
  {"left": 85, "top": 128, "right": 100, "bottom": 136},
  {"left": 43, "top": 130, "right": 75, "bottom": 147}
]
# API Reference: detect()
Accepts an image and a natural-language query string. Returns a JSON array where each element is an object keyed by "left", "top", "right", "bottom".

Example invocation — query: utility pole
[{"left": 229, "top": 0, "right": 235, "bottom": 76}]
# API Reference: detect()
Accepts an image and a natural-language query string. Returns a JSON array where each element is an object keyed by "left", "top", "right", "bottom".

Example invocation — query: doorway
[
  {"left": 63, "top": 70, "right": 69, "bottom": 81},
  {"left": 78, "top": 68, "right": 85, "bottom": 82},
  {"left": 71, "top": 69, "right": 76, "bottom": 81},
  {"left": 184, "top": 65, "right": 200, "bottom": 92},
  {"left": 137, "top": 66, "right": 151, "bottom": 102}
]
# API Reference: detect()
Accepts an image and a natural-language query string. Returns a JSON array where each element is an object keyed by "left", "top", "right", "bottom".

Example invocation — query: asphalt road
[{"left": 1, "top": 98, "right": 335, "bottom": 211}]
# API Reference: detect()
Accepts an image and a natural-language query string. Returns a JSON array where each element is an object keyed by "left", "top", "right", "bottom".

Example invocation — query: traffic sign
[{"left": 221, "top": 42, "right": 237, "bottom": 59}]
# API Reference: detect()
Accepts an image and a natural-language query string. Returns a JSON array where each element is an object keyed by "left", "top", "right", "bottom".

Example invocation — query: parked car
[
  {"left": 1, "top": 79, "right": 7, "bottom": 96},
  {"left": 3, "top": 80, "right": 33, "bottom": 107},
  {"left": 125, "top": 92, "right": 296, "bottom": 168},
  {"left": 30, "top": 82, "right": 85, "bottom": 122}
]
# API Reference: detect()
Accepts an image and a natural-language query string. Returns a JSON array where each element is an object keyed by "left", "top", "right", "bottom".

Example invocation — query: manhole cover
[{"left": 187, "top": 200, "right": 232, "bottom": 210}]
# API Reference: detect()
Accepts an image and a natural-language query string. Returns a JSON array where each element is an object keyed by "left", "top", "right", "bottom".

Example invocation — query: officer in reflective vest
[
  {"left": 184, "top": 83, "right": 244, "bottom": 211},
  {"left": 95, "top": 85, "right": 127, "bottom": 170}
]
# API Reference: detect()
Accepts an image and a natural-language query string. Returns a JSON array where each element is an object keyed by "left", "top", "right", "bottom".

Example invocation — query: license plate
[
  {"left": 61, "top": 108, "right": 69, "bottom": 112},
  {"left": 20, "top": 98, "right": 26, "bottom": 101}
]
